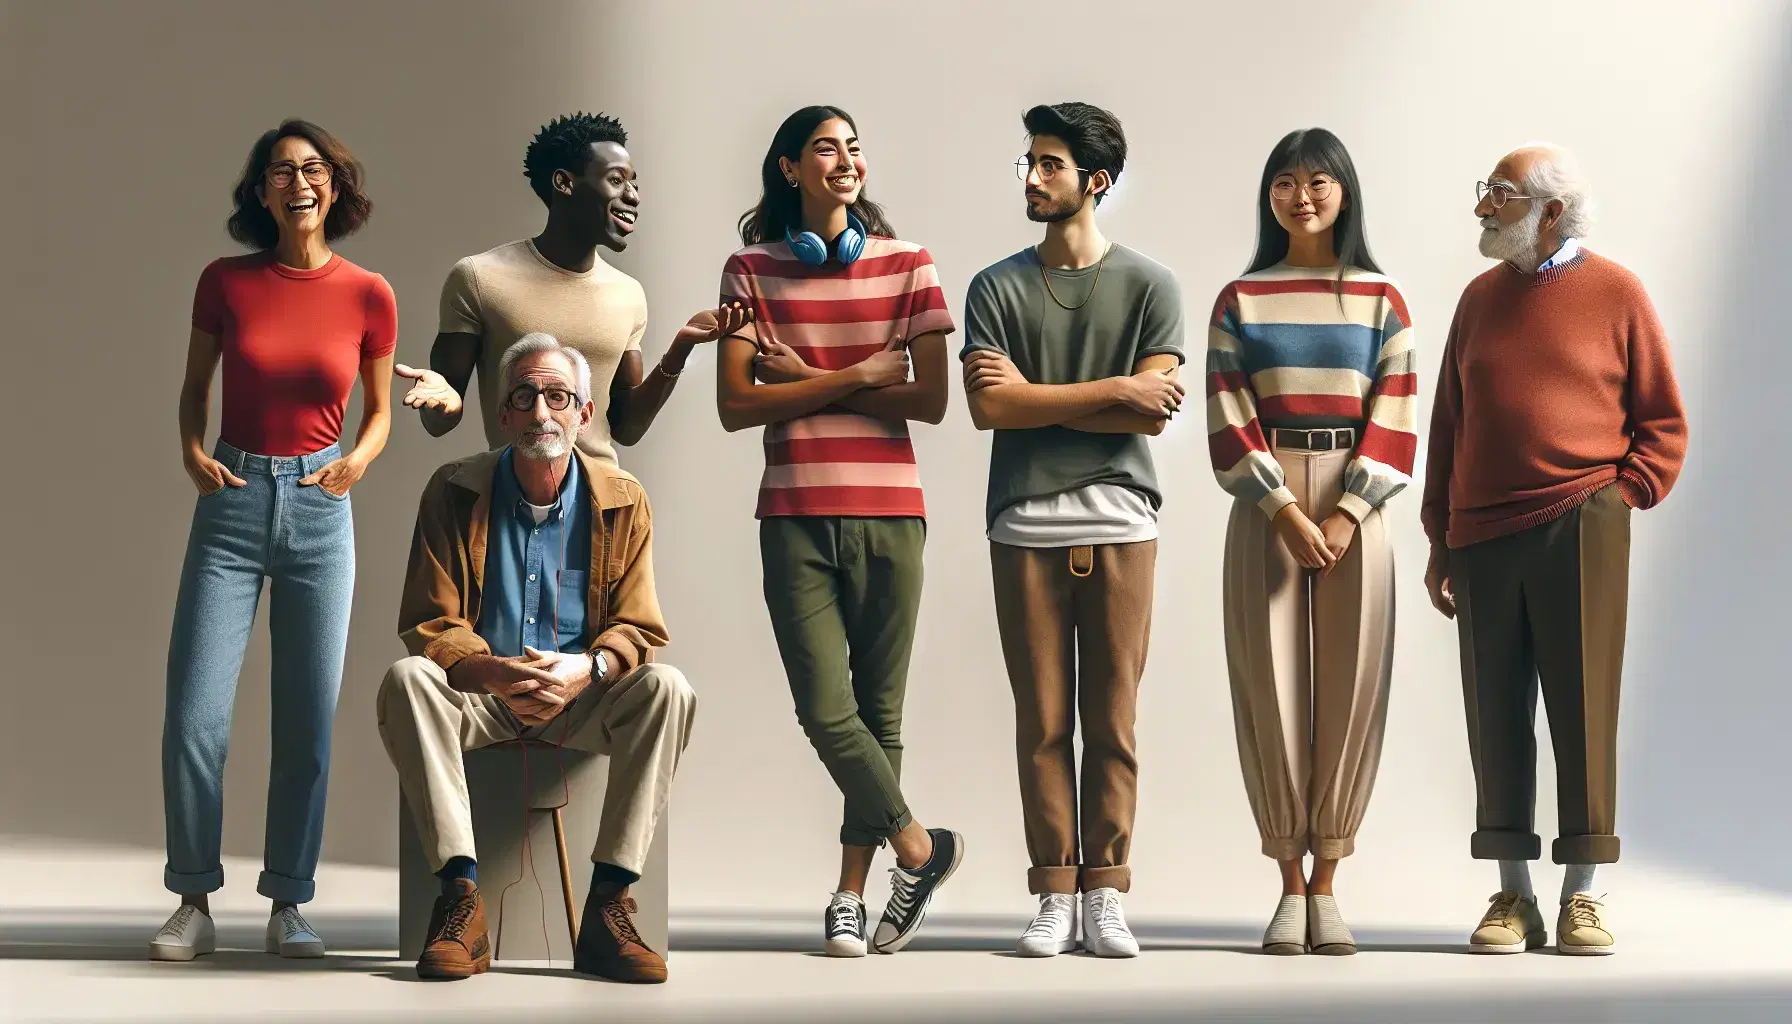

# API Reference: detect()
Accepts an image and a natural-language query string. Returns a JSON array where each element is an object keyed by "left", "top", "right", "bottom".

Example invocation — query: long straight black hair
[
  {"left": 737, "top": 105, "right": 896, "bottom": 246},
  {"left": 1246, "top": 128, "right": 1382, "bottom": 294}
]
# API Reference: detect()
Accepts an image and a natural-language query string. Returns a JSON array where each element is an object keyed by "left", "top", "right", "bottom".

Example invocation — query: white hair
[
  {"left": 498, "top": 333, "right": 591, "bottom": 404},
  {"left": 1515, "top": 141, "right": 1595, "bottom": 239}
]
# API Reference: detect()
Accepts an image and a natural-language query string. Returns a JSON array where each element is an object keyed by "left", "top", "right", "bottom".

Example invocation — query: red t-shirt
[{"left": 192, "top": 252, "right": 398, "bottom": 457}]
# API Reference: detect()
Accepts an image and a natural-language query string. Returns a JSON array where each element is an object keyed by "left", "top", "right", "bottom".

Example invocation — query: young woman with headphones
[{"left": 713, "top": 105, "right": 963, "bottom": 957}]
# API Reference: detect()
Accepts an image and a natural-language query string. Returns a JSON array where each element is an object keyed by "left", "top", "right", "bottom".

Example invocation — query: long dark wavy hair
[
  {"left": 1246, "top": 128, "right": 1381, "bottom": 295},
  {"left": 227, "top": 119, "right": 371, "bottom": 250},
  {"left": 737, "top": 105, "right": 895, "bottom": 246}
]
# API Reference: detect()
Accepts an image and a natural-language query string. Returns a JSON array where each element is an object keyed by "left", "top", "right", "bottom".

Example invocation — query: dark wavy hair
[
  {"left": 738, "top": 105, "right": 895, "bottom": 246},
  {"left": 1246, "top": 128, "right": 1382, "bottom": 293},
  {"left": 1022, "top": 102, "right": 1126, "bottom": 205},
  {"left": 524, "top": 111, "right": 629, "bottom": 206},
  {"left": 226, "top": 119, "right": 371, "bottom": 250}
]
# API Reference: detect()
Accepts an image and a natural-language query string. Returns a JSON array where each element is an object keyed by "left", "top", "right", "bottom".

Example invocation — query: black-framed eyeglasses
[
  {"left": 266, "top": 161, "right": 332, "bottom": 190},
  {"left": 1476, "top": 180, "right": 1554, "bottom": 209},
  {"left": 505, "top": 383, "right": 578, "bottom": 412},
  {"left": 1271, "top": 177, "right": 1334, "bottom": 201},
  {"left": 1015, "top": 156, "right": 1093, "bottom": 183}
]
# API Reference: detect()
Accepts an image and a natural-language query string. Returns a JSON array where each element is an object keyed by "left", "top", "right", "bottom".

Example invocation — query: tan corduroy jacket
[{"left": 398, "top": 447, "right": 668, "bottom": 675}]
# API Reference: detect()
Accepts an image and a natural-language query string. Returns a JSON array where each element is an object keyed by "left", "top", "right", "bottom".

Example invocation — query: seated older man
[{"left": 378, "top": 332, "right": 695, "bottom": 983}]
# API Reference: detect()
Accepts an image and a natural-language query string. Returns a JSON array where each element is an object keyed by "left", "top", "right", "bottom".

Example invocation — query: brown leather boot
[
  {"left": 573, "top": 885, "right": 666, "bottom": 983},
  {"left": 417, "top": 879, "right": 491, "bottom": 980}
]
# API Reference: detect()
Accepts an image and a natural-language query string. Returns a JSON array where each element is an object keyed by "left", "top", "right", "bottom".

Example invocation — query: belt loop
[
  {"left": 1069, "top": 546, "right": 1094, "bottom": 578},
  {"left": 229, "top": 445, "right": 246, "bottom": 477}
]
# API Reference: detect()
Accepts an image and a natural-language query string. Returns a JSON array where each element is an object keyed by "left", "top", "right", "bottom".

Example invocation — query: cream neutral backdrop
[{"left": 3, "top": 0, "right": 1780, "bottom": 925}]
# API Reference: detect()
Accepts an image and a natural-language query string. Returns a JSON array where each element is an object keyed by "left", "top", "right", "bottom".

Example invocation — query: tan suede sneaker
[
  {"left": 1469, "top": 891, "right": 1547, "bottom": 953},
  {"left": 1556, "top": 893, "right": 1615, "bottom": 955}
]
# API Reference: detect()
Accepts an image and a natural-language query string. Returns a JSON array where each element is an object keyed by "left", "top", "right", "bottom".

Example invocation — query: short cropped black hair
[
  {"left": 1022, "top": 102, "right": 1126, "bottom": 204},
  {"left": 523, "top": 112, "right": 629, "bottom": 206}
]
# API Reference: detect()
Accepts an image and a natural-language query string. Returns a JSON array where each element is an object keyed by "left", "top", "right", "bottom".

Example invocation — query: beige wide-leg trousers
[
  {"left": 1223, "top": 446, "right": 1394, "bottom": 861},
  {"left": 377, "top": 655, "right": 696, "bottom": 877}
]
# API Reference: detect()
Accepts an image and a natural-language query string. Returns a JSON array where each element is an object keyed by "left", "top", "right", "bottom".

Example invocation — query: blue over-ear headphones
[{"left": 786, "top": 211, "right": 866, "bottom": 267}]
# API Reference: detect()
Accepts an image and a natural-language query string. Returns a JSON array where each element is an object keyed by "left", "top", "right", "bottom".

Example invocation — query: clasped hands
[
  {"left": 1273, "top": 502, "right": 1358, "bottom": 577},
  {"left": 449, "top": 648, "right": 597, "bottom": 728}
]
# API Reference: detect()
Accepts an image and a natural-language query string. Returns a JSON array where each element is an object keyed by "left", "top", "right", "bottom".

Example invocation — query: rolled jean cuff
[
  {"left": 1309, "top": 836, "right": 1355, "bottom": 860},
  {"left": 1080, "top": 865, "right": 1131, "bottom": 893},
  {"left": 1554, "top": 834, "right": 1620, "bottom": 865},
  {"left": 164, "top": 865, "right": 223, "bottom": 897},
  {"left": 257, "top": 869, "right": 316, "bottom": 905},
  {"left": 1261, "top": 836, "right": 1308, "bottom": 861},
  {"left": 1028, "top": 865, "right": 1080, "bottom": 895},
  {"left": 840, "top": 809, "right": 912, "bottom": 848},
  {"left": 1470, "top": 828, "right": 1542, "bottom": 861}
]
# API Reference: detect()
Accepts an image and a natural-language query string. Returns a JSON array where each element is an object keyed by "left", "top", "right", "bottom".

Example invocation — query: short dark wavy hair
[
  {"left": 524, "top": 112, "right": 629, "bottom": 206},
  {"left": 1023, "top": 102, "right": 1127, "bottom": 205},
  {"left": 226, "top": 119, "right": 371, "bottom": 250}
]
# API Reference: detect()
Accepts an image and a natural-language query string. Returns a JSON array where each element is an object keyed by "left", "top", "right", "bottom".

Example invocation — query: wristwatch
[{"left": 590, "top": 649, "right": 609, "bottom": 682}]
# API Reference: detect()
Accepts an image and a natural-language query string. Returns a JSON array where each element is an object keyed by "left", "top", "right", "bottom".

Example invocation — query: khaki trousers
[
  {"left": 1452, "top": 483, "right": 1630, "bottom": 864},
  {"left": 1223, "top": 446, "right": 1395, "bottom": 861},
  {"left": 376, "top": 655, "right": 695, "bottom": 876},
  {"left": 991, "top": 540, "right": 1156, "bottom": 895}
]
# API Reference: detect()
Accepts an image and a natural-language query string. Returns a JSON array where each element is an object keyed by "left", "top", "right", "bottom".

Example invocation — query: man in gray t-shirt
[{"left": 961, "top": 102, "right": 1186, "bottom": 959}]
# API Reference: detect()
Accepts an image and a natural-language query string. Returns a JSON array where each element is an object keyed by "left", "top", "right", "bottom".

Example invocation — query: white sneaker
[
  {"left": 1016, "top": 893, "right": 1078, "bottom": 957},
  {"left": 149, "top": 905, "right": 215, "bottom": 962},
  {"left": 1080, "top": 888, "right": 1139, "bottom": 958},
  {"left": 824, "top": 891, "right": 868, "bottom": 958},
  {"left": 1263, "top": 894, "right": 1307, "bottom": 954},
  {"left": 265, "top": 905, "right": 326, "bottom": 958}
]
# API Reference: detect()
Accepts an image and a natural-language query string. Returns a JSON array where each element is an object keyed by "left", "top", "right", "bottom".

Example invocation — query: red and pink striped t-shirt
[{"left": 720, "top": 237, "right": 955, "bottom": 519}]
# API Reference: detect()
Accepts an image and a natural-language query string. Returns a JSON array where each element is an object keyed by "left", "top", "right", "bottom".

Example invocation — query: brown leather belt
[{"left": 1270, "top": 427, "right": 1357, "bottom": 452}]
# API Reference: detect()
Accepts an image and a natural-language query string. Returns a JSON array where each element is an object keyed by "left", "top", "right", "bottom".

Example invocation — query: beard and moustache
[
  {"left": 1026, "top": 186, "right": 1086, "bottom": 223},
  {"left": 1478, "top": 201, "right": 1545, "bottom": 268},
  {"left": 515, "top": 418, "right": 572, "bottom": 460}
]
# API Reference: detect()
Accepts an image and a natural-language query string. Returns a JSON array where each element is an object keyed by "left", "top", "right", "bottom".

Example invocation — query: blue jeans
[{"left": 162, "top": 440, "right": 355, "bottom": 904}]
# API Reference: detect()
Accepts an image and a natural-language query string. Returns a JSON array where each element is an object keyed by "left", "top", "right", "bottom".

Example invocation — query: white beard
[
  {"left": 515, "top": 424, "right": 571, "bottom": 460},
  {"left": 1478, "top": 202, "right": 1543, "bottom": 269}
]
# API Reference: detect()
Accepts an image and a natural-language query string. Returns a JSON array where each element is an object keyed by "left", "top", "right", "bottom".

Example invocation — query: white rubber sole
[
  {"left": 824, "top": 937, "right": 868, "bottom": 958},
  {"left": 149, "top": 934, "right": 215, "bottom": 962},
  {"left": 1557, "top": 940, "right": 1616, "bottom": 956},
  {"left": 1469, "top": 932, "right": 1546, "bottom": 954},
  {"left": 1081, "top": 940, "right": 1140, "bottom": 958},
  {"left": 1016, "top": 935, "right": 1078, "bottom": 957},
  {"left": 266, "top": 937, "right": 327, "bottom": 958}
]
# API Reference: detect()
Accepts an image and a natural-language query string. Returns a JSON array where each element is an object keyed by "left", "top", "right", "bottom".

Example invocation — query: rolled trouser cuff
[
  {"left": 164, "top": 865, "right": 224, "bottom": 897},
  {"left": 840, "top": 809, "right": 911, "bottom": 849},
  {"left": 257, "top": 869, "right": 316, "bottom": 905},
  {"left": 1471, "top": 828, "right": 1542, "bottom": 861},
  {"left": 1080, "top": 865, "right": 1131, "bottom": 893},
  {"left": 1554, "top": 834, "right": 1620, "bottom": 865},
  {"left": 1261, "top": 836, "right": 1308, "bottom": 861},
  {"left": 1310, "top": 836, "right": 1355, "bottom": 860},
  {"left": 1028, "top": 866, "right": 1080, "bottom": 895}
]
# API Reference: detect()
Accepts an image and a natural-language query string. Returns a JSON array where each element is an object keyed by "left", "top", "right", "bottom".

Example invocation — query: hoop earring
[{"left": 787, "top": 178, "right": 798, "bottom": 188}]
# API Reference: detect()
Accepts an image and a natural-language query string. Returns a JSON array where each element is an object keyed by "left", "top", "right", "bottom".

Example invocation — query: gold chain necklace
[{"left": 1038, "top": 243, "right": 1112, "bottom": 310}]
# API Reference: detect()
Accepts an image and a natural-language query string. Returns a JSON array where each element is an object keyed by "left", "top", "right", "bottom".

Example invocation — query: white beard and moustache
[
  {"left": 515, "top": 420, "right": 572, "bottom": 460},
  {"left": 1479, "top": 201, "right": 1544, "bottom": 268}
]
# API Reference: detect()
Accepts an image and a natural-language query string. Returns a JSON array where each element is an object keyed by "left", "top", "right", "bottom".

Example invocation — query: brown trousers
[
  {"left": 991, "top": 540, "right": 1155, "bottom": 895},
  {"left": 1223, "top": 447, "right": 1395, "bottom": 861},
  {"left": 1452, "top": 483, "right": 1631, "bottom": 865}
]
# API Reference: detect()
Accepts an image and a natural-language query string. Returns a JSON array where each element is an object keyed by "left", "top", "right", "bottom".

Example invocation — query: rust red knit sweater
[{"left": 1421, "top": 251, "right": 1687, "bottom": 549}]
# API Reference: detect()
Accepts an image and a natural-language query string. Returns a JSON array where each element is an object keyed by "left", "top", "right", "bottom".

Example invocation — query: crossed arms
[{"left": 961, "top": 349, "right": 1186, "bottom": 434}]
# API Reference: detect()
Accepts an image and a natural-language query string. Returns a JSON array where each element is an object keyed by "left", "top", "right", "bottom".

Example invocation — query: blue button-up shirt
[{"left": 476, "top": 449, "right": 592, "bottom": 658}]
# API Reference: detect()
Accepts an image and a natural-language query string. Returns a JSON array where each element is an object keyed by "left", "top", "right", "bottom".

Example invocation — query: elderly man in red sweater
[{"left": 1421, "top": 143, "right": 1687, "bottom": 957}]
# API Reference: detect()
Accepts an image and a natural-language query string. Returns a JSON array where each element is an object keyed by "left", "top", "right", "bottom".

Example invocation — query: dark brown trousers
[
  {"left": 1452, "top": 484, "right": 1631, "bottom": 865},
  {"left": 991, "top": 540, "right": 1155, "bottom": 894}
]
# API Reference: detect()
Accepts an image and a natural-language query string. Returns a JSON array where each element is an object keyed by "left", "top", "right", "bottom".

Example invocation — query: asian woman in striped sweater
[{"left": 1205, "top": 128, "right": 1417, "bottom": 956}]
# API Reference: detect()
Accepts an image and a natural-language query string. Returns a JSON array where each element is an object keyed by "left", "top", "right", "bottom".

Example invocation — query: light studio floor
[{"left": 5, "top": 841, "right": 1790, "bottom": 1024}]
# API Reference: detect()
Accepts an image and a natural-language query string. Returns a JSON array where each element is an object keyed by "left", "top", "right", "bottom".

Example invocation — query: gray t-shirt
[{"left": 960, "top": 244, "right": 1187, "bottom": 531}]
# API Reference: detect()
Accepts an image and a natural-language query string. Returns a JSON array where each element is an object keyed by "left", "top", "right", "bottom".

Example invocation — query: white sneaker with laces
[
  {"left": 265, "top": 905, "right": 326, "bottom": 958},
  {"left": 149, "top": 904, "right": 216, "bottom": 962},
  {"left": 1080, "top": 887, "right": 1139, "bottom": 958},
  {"left": 824, "top": 891, "right": 868, "bottom": 958},
  {"left": 1017, "top": 893, "right": 1079, "bottom": 957}
]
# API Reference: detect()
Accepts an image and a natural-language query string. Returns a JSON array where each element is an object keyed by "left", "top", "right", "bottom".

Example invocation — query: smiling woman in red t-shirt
[{"left": 152, "top": 120, "right": 395, "bottom": 964}]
